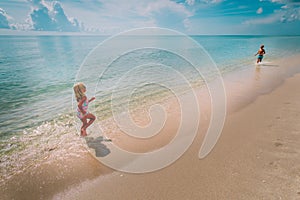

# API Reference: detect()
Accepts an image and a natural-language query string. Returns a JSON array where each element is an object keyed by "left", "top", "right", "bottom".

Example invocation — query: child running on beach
[
  {"left": 73, "top": 82, "right": 96, "bottom": 136},
  {"left": 255, "top": 44, "right": 266, "bottom": 63}
]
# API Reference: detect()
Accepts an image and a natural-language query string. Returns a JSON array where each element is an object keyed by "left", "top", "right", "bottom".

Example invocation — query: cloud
[
  {"left": 244, "top": 13, "right": 280, "bottom": 24},
  {"left": 270, "top": 0, "right": 300, "bottom": 3},
  {"left": 28, "top": 0, "right": 80, "bottom": 32},
  {"left": 139, "top": 0, "right": 193, "bottom": 29},
  {"left": 257, "top": 7, "right": 263, "bottom": 14},
  {"left": 30, "top": 6, "right": 56, "bottom": 31},
  {"left": 136, "top": 0, "right": 192, "bottom": 18},
  {"left": 200, "top": 0, "right": 224, "bottom": 4},
  {"left": 185, "top": 0, "right": 195, "bottom": 6},
  {"left": 184, "top": 0, "right": 223, "bottom": 6},
  {"left": 0, "top": 7, "right": 11, "bottom": 29},
  {"left": 280, "top": 6, "right": 300, "bottom": 22},
  {"left": 244, "top": 0, "right": 300, "bottom": 25},
  {"left": 28, "top": 0, "right": 46, "bottom": 7},
  {"left": 74, "top": 0, "right": 193, "bottom": 33},
  {"left": 52, "top": 2, "right": 80, "bottom": 31},
  {"left": 268, "top": 0, "right": 300, "bottom": 22}
]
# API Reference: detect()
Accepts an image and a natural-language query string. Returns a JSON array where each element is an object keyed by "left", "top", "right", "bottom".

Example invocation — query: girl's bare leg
[
  {"left": 81, "top": 118, "right": 88, "bottom": 136},
  {"left": 81, "top": 113, "right": 96, "bottom": 135}
]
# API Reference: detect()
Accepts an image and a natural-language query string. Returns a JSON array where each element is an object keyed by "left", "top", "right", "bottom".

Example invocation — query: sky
[{"left": 0, "top": 0, "right": 300, "bottom": 35}]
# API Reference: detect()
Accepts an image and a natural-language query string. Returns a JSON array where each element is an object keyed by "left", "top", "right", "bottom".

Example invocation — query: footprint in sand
[{"left": 274, "top": 142, "right": 283, "bottom": 147}]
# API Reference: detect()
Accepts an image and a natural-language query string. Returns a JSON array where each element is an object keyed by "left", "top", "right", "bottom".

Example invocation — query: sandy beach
[{"left": 1, "top": 55, "right": 300, "bottom": 200}]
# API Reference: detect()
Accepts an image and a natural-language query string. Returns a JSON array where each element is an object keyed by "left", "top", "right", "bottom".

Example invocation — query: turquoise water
[
  {"left": 0, "top": 36, "right": 105, "bottom": 137},
  {"left": 0, "top": 35, "right": 300, "bottom": 139}
]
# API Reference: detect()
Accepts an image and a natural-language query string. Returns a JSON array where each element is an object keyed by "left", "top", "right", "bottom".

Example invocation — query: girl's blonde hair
[{"left": 73, "top": 82, "right": 86, "bottom": 102}]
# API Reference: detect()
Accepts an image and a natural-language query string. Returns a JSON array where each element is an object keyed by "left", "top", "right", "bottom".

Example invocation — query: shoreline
[
  {"left": 222, "top": 54, "right": 300, "bottom": 114},
  {"left": 1, "top": 54, "right": 300, "bottom": 199}
]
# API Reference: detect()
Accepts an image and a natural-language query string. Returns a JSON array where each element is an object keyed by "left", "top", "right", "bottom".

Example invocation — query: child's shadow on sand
[{"left": 85, "top": 136, "right": 111, "bottom": 157}]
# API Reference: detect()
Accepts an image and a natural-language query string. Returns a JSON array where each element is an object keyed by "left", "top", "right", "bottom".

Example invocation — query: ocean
[{"left": 1, "top": 33, "right": 300, "bottom": 180}]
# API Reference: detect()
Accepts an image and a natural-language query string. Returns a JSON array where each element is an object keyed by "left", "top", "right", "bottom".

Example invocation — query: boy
[{"left": 255, "top": 44, "right": 266, "bottom": 63}]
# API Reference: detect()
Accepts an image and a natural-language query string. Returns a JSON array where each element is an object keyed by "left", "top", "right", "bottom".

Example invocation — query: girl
[{"left": 73, "top": 82, "right": 96, "bottom": 136}]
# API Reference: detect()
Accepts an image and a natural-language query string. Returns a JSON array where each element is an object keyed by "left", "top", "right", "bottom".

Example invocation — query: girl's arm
[
  {"left": 89, "top": 97, "right": 96, "bottom": 102},
  {"left": 78, "top": 96, "right": 87, "bottom": 114}
]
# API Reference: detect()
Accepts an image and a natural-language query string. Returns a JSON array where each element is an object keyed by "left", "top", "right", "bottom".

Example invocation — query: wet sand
[{"left": 1, "top": 55, "right": 300, "bottom": 199}]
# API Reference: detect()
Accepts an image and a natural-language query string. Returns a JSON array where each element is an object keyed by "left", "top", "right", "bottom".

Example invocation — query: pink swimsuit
[{"left": 77, "top": 98, "right": 89, "bottom": 119}]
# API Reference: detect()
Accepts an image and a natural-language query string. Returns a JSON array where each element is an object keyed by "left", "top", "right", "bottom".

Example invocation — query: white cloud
[
  {"left": 256, "top": 7, "right": 263, "bottom": 14},
  {"left": 28, "top": 0, "right": 45, "bottom": 7},
  {"left": 10, "top": 22, "right": 31, "bottom": 30},
  {"left": 280, "top": 6, "right": 300, "bottom": 22},
  {"left": 133, "top": 0, "right": 192, "bottom": 18},
  {"left": 245, "top": 0, "right": 300, "bottom": 25},
  {"left": 0, "top": 5, "right": 32, "bottom": 31},
  {"left": 186, "top": 0, "right": 195, "bottom": 6},
  {"left": 269, "top": 0, "right": 300, "bottom": 22},
  {"left": 270, "top": 0, "right": 300, "bottom": 5},
  {"left": 183, "top": 18, "right": 192, "bottom": 30},
  {"left": 140, "top": 0, "right": 192, "bottom": 30},
  {"left": 244, "top": 12, "right": 281, "bottom": 24},
  {"left": 60, "top": 0, "right": 193, "bottom": 34},
  {"left": 201, "top": 0, "right": 224, "bottom": 4},
  {"left": 0, "top": 7, "right": 11, "bottom": 29},
  {"left": 52, "top": 2, "right": 80, "bottom": 31},
  {"left": 271, "top": 0, "right": 282, "bottom": 3},
  {"left": 27, "top": 0, "right": 81, "bottom": 32},
  {"left": 184, "top": 0, "right": 223, "bottom": 6},
  {"left": 211, "top": 0, "right": 223, "bottom": 3}
]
